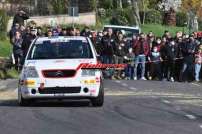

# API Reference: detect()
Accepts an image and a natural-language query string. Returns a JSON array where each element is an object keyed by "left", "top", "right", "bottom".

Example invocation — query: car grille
[
  {"left": 42, "top": 70, "right": 76, "bottom": 78},
  {"left": 38, "top": 87, "right": 81, "bottom": 94}
]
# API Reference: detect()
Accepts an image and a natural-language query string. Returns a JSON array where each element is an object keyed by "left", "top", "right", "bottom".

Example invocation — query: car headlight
[
  {"left": 81, "top": 69, "right": 99, "bottom": 76},
  {"left": 23, "top": 66, "right": 39, "bottom": 78}
]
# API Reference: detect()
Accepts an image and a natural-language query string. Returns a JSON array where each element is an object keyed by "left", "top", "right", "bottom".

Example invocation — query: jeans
[
  {"left": 102, "top": 55, "right": 113, "bottom": 64},
  {"left": 125, "top": 65, "right": 134, "bottom": 79},
  {"left": 181, "top": 63, "right": 194, "bottom": 81},
  {"left": 195, "top": 64, "right": 201, "bottom": 81},
  {"left": 134, "top": 55, "right": 146, "bottom": 78},
  {"left": 102, "top": 55, "right": 114, "bottom": 78}
]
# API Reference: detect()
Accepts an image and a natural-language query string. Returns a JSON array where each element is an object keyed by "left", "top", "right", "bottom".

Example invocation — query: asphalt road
[{"left": 0, "top": 80, "right": 202, "bottom": 134}]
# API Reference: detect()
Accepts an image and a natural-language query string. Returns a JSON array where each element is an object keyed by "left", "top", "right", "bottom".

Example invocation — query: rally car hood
[{"left": 24, "top": 59, "right": 97, "bottom": 70}]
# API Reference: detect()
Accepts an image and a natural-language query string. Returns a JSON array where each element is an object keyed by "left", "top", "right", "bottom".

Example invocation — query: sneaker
[
  {"left": 195, "top": 79, "right": 200, "bottom": 82},
  {"left": 170, "top": 77, "right": 174, "bottom": 82},
  {"left": 141, "top": 77, "right": 147, "bottom": 80},
  {"left": 133, "top": 77, "right": 137, "bottom": 80}
]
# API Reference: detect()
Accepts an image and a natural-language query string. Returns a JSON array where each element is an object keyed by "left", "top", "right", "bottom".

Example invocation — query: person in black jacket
[
  {"left": 12, "top": 10, "right": 29, "bottom": 27},
  {"left": 180, "top": 36, "right": 197, "bottom": 81},
  {"left": 114, "top": 32, "right": 127, "bottom": 79},
  {"left": 101, "top": 28, "right": 116, "bottom": 79},
  {"left": 101, "top": 28, "right": 115, "bottom": 64},
  {"left": 165, "top": 38, "right": 178, "bottom": 82},
  {"left": 22, "top": 29, "right": 37, "bottom": 60}
]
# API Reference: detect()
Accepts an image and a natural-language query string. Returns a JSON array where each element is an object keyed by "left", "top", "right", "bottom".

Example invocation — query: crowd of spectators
[{"left": 9, "top": 11, "right": 202, "bottom": 82}]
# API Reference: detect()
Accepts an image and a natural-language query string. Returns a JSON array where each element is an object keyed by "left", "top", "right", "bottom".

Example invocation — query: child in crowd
[{"left": 195, "top": 44, "right": 202, "bottom": 82}]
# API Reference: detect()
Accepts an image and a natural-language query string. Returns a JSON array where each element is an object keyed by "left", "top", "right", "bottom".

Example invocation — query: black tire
[
  {"left": 19, "top": 96, "right": 32, "bottom": 106},
  {"left": 91, "top": 84, "right": 104, "bottom": 107},
  {"left": 18, "top": 89, "right": 32, "bottom": 106}
]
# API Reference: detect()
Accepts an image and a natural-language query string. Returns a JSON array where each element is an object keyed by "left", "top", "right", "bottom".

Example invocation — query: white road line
[
  {"left": 121, "top": 83, "right": 128, "bottom": 87},
  {"left": 191, "top": 83, "right": 201, "bottom": 87},
  {"left": 129, "top": 87, "right": 137, "bottom": 90},
  {"left": 115, "top": 80, "right": 121, "bottom": 83},
  {"left": 199, "top": 124, "right": 202, "bottom": 129},
  {"left": 185, "top": 114, "right": 197, "bottom": 120},
  {"left": 163, "top": 100, "right": 171, "bottom": 104}
]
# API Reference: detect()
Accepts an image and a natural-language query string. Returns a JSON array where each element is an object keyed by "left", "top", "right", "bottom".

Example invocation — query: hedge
[
  {"left": 144, "top": 10, "right": 163, "bottom": 24},
  {"left": 176, "top": 12, "right": 187, "bottom": 27}
]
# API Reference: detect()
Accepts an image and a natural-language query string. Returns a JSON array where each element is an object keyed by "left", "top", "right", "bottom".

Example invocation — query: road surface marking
[
  {"left": 199, "top": 124, "right": 202, "bottom": 129},
  {"left": 185, "top": 114, "right": 196, "bottom": 120},
  {"left": 121, "top": 83, "right": 128, "bottom": 87},
  {"left": 129, "top": 87, "right": 137, "bottom": 90},
  {"left": 163, "top": 100, "right": 171, "bottom": 104},
  {"left": 115, "top": 80, "right": 121, "bottom": 83},
  {"left": 191, "top": 83, "right": 201, "bottom": 87}
]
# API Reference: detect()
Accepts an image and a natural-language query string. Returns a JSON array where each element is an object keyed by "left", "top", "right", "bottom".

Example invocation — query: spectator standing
[
  {"left": 101, "top": 28, "right": 116, "bottom": 79},
  {"left": 114, "top": 32, "right": 127, "bottom": 79},
  {"left": 81, "top": 26, "right": 91, "bottom": 37},
  {"left": 22, "top": 28, "right": 37, "bottom": 59},
  {"left": 12, "top": 10, "right": 29, "bottom": 27},
  {"left": 165, "top": 38, "right": 178, "bottom": 82},
  {"left": 133, "top": 33, "right": 149, "bottom": 80},
  {"left": 149, "top": 46, "right": 162, "bottom": 80},
  {"left": 181, "top": 36, "right": 197, "bottom": 81},
  {"left": 9, "top": 23, "right": 20, "bottom": 43},
  {"left": 195, "top": 44, "right": 202, "bottom": 82},
  {"left": 11, "top": 31, "right": 23, "bottom": 70}
]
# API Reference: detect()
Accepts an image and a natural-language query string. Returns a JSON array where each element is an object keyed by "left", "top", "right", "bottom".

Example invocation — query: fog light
[
  {"left": 83, "top": 88, "right": 89, "bottom": 93},
  {"left": 31, "top": 89, "right": 36, "bottom": 94}
]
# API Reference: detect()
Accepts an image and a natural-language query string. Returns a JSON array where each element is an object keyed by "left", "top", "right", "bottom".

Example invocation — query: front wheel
[
  {"left": 18, "top": 88, "right": 32, "bottom": 106},
  {"left": 91, "top": 84, "right": 104, "bottom": 107}
]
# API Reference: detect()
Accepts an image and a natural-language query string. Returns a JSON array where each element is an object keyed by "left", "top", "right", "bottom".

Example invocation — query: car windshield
[{"left": 27, "top": 40, "right": 93, "bottom": 60}]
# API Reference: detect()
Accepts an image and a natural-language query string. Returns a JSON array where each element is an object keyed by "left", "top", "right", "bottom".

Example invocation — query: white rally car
[{"left": 18, "top": 36, "right": 104, "bottom": 107}]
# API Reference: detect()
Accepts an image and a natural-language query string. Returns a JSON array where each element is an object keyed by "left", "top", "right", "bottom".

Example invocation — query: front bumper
[{"left": 19, "top": 77, "right": 101, "bottom": 99}]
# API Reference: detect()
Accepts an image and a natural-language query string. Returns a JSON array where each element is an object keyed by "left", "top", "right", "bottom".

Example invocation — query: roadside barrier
[{"left": 79, "top": 57, "right": 184, "bottom": 70}]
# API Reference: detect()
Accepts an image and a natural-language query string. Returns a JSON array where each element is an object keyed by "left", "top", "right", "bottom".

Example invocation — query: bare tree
[
  {"left": 131, "top": 0, "right": 141, "bottom": 26},
  {"left": 119, "top": 0, "right": 123, "bottom": 9}
]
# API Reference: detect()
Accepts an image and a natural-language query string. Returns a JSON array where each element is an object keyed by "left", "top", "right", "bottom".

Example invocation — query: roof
[
  {"left": 104, "top": 25, "right": 140, "bottom": 30},
  {"left": 36, "top": 36, "right": 87, "bottom": 42},
  {"left": 35, "top": 36, "right": 88, "bottom": 44}
]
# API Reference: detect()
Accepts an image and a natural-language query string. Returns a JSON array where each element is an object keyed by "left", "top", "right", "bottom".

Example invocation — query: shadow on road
[{"left": 0, "top": 99, "right": 92, "bottom": 108}]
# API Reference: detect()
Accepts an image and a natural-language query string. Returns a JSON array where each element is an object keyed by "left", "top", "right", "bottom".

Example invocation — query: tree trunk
[
  {"left": 142, "top": 0, "right": 145, "bottom": 25},
  {"left": 119, "top": 0, "right": 123, "bottom": 9},
  {"left": 131, "top": 0, "right": 141, "bottom": 26}
]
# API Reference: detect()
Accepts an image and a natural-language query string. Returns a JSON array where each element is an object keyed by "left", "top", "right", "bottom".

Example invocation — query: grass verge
[{"left": 0, "top": 39, "right": 11, "bottom": 57}]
